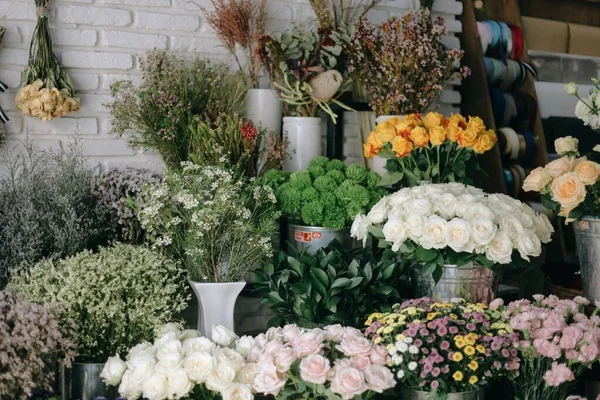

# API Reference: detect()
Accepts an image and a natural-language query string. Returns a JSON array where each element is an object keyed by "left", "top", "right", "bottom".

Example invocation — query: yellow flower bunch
[{"left": 16, "top": 80, "right": 80, "bottom": 121}]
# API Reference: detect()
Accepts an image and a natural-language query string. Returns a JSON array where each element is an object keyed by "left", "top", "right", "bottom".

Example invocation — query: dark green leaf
[
  {"left": 348, "top": 260, "right": 359, "bottom": 277},
  {"left": 348, "top": 276, "right": 363, "bottom": 289},
  {"left": 331, "top": 277, "right": 352, "bottom": 289},
  {"left": 263, "top": 263, "right": 275, "bottom": 277},
  {"left": 375, "top": 285, "right": 394, "bottom": 295},
  {"left": 267, "top": 291, "right": 284, "bottom": 303},
  {"left": 363, "top": 262, "right": 373, "bottom": 282},
  {"left": 311, "top": 268, "right": 329, "bottom": 287},
  {"left": 287, "top": 256, "right": 305, "bottom": 276},
  {"left": 382, "top": 263, "right": 396, "bottom": 279}
]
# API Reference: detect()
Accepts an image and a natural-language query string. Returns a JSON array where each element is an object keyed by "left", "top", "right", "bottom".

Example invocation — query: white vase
[
  {"left": 246, "top": 88, "right": 282, "bottom": 135},
  {"left": 375, "top": 115, "right": 402, "bottom": 125},
  {"left": 189, "top": 281, "right": 246, "bottom": 337},
  {"left": 283, "top": 116, "right": 322, "bottom": 172}
]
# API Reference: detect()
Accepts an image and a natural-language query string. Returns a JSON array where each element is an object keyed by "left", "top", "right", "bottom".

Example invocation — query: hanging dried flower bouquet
[{"left": 16, "top": 0, "right": 80, "bottom": 121}]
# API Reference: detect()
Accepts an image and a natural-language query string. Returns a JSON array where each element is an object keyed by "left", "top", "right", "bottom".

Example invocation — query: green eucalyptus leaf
[
  {"left": 368, "top": 225, "right": 384, "bottom": 238},
  {"left": 382, "top": 263, "right": 396, "bottom": 279},
  {"left": 348, "top": 276, "right": 363, "bottom": 289},
  {"left": 288, "top": 256, "right": 305, "bottom": 276},
  {"left": 363, "top": 262, "right": 373, "bottom": 282},
  {"left": 311, "top": 268, "right": 329, "bottom": 287},
  {"left": 331, "top": 277, "right": 351, "bottom": 289}
]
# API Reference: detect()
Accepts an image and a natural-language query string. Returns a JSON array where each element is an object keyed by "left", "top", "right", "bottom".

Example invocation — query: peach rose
[
  {"left": 545, "top": 156, "right": 575, "bottom": 178},
  {"left": 429, "top": 126, "right": 446, "bottom": 146},
  {"left": 523, "top": 167, "right": 552, "bottom": 192},
  {"left": 554, "top": 136, "right": 579, "bottom": 155},
  {"left": 299, "top": 354, "right": 331, "bottom": 384},
  {"left": 423, "top": 112, "right": 444, "bottom": 129},
  {"left": 375, "top": 122, "right": 397, "bottom": 144},
  {"left": 457, "top": 127, "right": 479, "bottom": 148},
  {"left": 574, "top": 160, "right": 600, "bottom": 185},
  {"left": 551, "top": 172, "right": 586, "bottom": 217},
  {"left": 391, "top": 136, "right": 413, "bottom": 158},
  {"left": 409, "top": 126, "right": 429, "bottom": 148}
]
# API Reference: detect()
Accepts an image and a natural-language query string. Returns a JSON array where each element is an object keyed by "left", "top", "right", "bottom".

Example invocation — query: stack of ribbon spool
[{"left": 477, "top": 20, "right": 540, "bottom": 198}]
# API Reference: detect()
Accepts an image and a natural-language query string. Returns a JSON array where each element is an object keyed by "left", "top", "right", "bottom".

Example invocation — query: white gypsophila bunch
[
  {"left": 8, "top": 244, "right": 188, "bottom": 363},
  {"left": 135, "top": 162, "right": 280, "bottom": 283},
  {"left": 101, "top": 323, "right": 254, "bottom": 400},
  {"left": 351, "top": 183, "right": 553, "bottom": 269}
]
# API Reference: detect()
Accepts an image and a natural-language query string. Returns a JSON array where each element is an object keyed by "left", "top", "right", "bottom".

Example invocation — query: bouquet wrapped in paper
[{"left": 15, "top": 0, "right": 80, "bottom": 121}]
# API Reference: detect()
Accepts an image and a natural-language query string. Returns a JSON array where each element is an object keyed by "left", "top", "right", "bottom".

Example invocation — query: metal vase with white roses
[
  {"left": 60, "top": 363, "right": 117, "bottom": 400},
  {"left": 574, "top": 216, "right": 600, "bottom": 303}
]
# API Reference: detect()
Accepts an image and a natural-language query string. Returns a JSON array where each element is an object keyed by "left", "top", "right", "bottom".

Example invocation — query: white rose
[
  {"left": 129, "top": 359, "right": 156, "bottom": 392},
  {"left": 127, "top": 342, "right": 155, "bottom": 364},
  {"left": 467, "top": 203, "right": 495, "bottom": 221},
  {"left": 470, "top": 217, "right": 497, "bottom": 247},
  {"left": 433, "top": 193, "right": 457, "bottom": 219},
  {"left": 485, "top": 230, "right": 514, "bottom": 264},
  {"left": 500, "top": 215, "right": 524, "bottom": 241},
  {"left": 455, "top": 194, "right": 477, "bottom": 217},
  {"left": 142, "top": 373, "right": 169, "bottom": 400},
  {"left": 382, "top": 217, "right": 408, "bottom": 251},
  {"left": 282, "top": 324, "right": 302, "bottom": 342},
  {"left": 523, "top": 167, "right": 552, "bottom": 192},
  {"left": 564, "top": 82, "right": 578, "bottom": 95},
  {"left": 183, "top": 337, "right": 216, "bottom": 355},
  {"left": 118, "top": 370, "right": 142, "bottom": 400},
  {"left": 183, "top": 351, "right": 215, "bottom": 383},
  {"left": 445, "top": 182, "right": 468, "bottom": 196},
  {"left": 520, "top": 212, "right": 534, "bottom": 229},
  {"left": 155, "top": 354, "right": 182, "bottom": 375},
  {"left": 166, "top": 367, "right": 193, "bottom": 399},
  {"left": 101, "top": 354, "right": 127, "bottom": 386},
  {"left": 445, "top": 218, "right": 473, "bottom": 253},
  {"left": 265, "top": 327, "right": 283, "bottom": 341},
  {"left": 237, "top": 363, "right": 259, "bottom": 385},
  {"left": 351, "top": 214, "right": 372, "bottom": 245},
  {"left": 274, "top": 346, "right": 297, "bottom": 373},
  {"left": 155, "top": 323, "right": 182, "bottom": 338},
  {"left": 156, "top": 340, "right": 183, "bottom": 362},
  {"left": 215, "top": 347, "right": 245, "bottom": 372},
  {"left": 404, "top": 214, "right": 424, "bottom": 240},
  {"left": 253, "top": 363, "right": 286, "bottom": 396},
  {"left": 420, "top": 215, "right": 448, "bottom": 249},
  {"left": 516, "top": 230, "right": 542, "bottom": 262},
  {"left": 206, "top": 363, "right": 237, "bottom": 392},
  {"left": 213, "top": 325, "right": 238, "bottom": 347},
  {"left": 575, "top": 98, "right": 592, "bottom": 119},
  {"left": 555, "top": 136, "right": 579, "bottom": 155},
  {"left": 324, "top": 324, "right": 345, "bottom": 342},
  {"left": 222, "top": 383, "right": 254, "bottom": 400},
  {"left": 154, "top": 332, "right": 178, "bottom": 348},
  {"left": 594, "top": 144, "right": 600, "bottom": 152},
  {"left": 236, "top": 336, "right": 255, "bottom": 357},
  {"left": 179, "top": 329, "right": 200, "bottom": 341},
  {"left": 367, "top": 197, "right": 389, "bottom": 224},
  {"left": 545, "top": 156, "right": 575, "bottom": 178},
  {"left": 363, "top": 364, "right": 396, "bottom": 393},
  {"left": 535, "top": 214, "right": 554, "bottom": 243},
  {"left": 388, "top": 189, "right": 412, "bottom": 207},
  {"left": 403, "top": 198, "right": 432, "bottom": 216}
]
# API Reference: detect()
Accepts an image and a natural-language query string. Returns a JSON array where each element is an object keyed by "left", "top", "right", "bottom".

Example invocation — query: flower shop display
[
  {"left": 347, "top": 9, "right": 469, "bottom": 117},
  {"left": 135, "top": 163, "right": 279, "bottom": 335},
  {"left": 309, "top": 0, "right": 382, "bottom": 31},
  {"left": 351, "top": 183, "right": 554, "bottom": 302},
  {"left": 0, "top": 290, "right": 76, "bottom": 399},
  {"left": 498, "top": 295, "right": 600, "bottom": 400},
  {"left": 263, "top": 157, "right": 388, "bottom": 252},
  {"left": 109, "top": 50, "right": 247, "bottom": 169},
  {"left": 8, "top": 244, "right": 188, "bottom": 399},
  {"left": 363, "top": 113, "right": 497, "bottom": 185},
  {"left": 522, "top": 137, "right": 600, "bottom": 302},
  {"left": 245, "top": 324, "right": 396, "bottom": 399},
  {"left": 364, "top": 298, "right": 520, "bottom": 400},
  {"left": 16, "top": 0, "right": 80, "bottom": 120},
  {"left": 565, "top": 79, "right": 600, "bottom": 131},
  {"left": 259, "top": 27, "right": 351, "bottom": 171},
  {"left": 254, "top": 243, "right": 404, "bottom": 329}
]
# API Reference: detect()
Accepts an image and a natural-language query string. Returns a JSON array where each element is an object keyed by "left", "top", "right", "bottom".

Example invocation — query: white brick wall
[{"left": 0, "top": 0, "right": 463, "bottom": 172}]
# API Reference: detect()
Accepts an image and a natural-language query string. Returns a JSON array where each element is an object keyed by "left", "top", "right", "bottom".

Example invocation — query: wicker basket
[{"left": 546, "top": 282, "right": 583, "bottom": 299}]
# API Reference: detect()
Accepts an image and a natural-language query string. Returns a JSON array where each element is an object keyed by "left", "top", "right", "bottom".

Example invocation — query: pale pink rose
[
  {"left": 263, "top": 340, "right": 284, "bottom": 355},
  {"left": 342, "top": 327, "right": 364, "bottom": 338},
  {"left": 282, "top": 325, "right": 301, "bottom": 342},
  {"left": 299, "top": 354, "right": 331, "bottom": 384},
  {"left": 579, "top": 343, "right": 599, "bottom": 362},
  {"left": 246, "top": 343, "right": 263, "bottom": 363},
  {"left": 533, "top": 339, "right": 562, "bottom": 360},
  {"left": 523, "top": 167, "right": 552, "bottom": 192},
  {"left": 545, "top": 156, "right": 575, "bottom": 178},
  {"left": 363, "top": 364, "right": 396, "bottom": 393},
  {"left": 253, "top": 363, "right": 286, "bottom": 396},
  {"left": 335, "top": 358, "right": 354, "bottom": 369},
  {"left": 265, "top": 327, "right": 283, "bottom": 341},
  {"left": 330, "top": 367, "right": 368, "bottom": 400},
  {"left": 543, "top": 314, "right": 567, "bottom": 333},
  {"left": 336, "top": 335, "right": 373, "bottom": 357},
  {"left": 325, "top": 325, "right": 345, "bottom": 342},
  {"left": 291, "top": 330, "right": 324, "bottom": 358},
  {"left": 489, "top": 298, "right": 504, "bottom": 310},
  {"left": 543, "top": 362, "right": 575, "bottom": 387},
  {"left": 275, "top": 347, "right": 297, "bottom": 373},
  {"left": 573, "top": 296, "right": 591, "bottom": 306},
  {"left": 350, "top": 356, "right": 371, "bottom": 371},
  {"left": 560, "top": 327, "right": 583, "bottom": 349},
  {"left": 369, "top": 345, "right": 389, "bottom": 366},
  {"left": 254, "top": 334, "right": 267, "bottom": 348}
]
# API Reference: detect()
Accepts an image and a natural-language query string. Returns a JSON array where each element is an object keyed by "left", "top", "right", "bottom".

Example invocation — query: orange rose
[
  {"left": 447, "top": 114, "right": 467, "bottom": 142},
  {"left": 410, "top": 126, "right": 429, "bottom": 148},
  {"left": 375, "top": 122, "right": 397, "bottom": 144},
  {"left": 392, "top": 136, "right": 413, "bottom": 157},
  {"left": 383, "top": 117, "right": 401, "bottom": 126},
  {"left": 574, "top": 160, "right": 600, "bottom": 185},
  {"left": 363, "top": 132, "right": 382, "bottom": 159},
  {"left": 472, "top": 129, "right": 497, "bottom": 154},
  {"left": 467, "top": 116, "right": 486, "bottom": 134},
  {"left": 457, "top": 128, "right": 479, "bottom": 148},
  {"left": 403, "top": 113, "right": 423, "bottom": 127},
  {"left": 551, "top": 172, "right": 586, "bottom": 217},
  {"left": 429, "top": 126, "right": 446, "bottom": 146},
  {"left": 423, "top": 112, "right": 444, "bottom": 129}
]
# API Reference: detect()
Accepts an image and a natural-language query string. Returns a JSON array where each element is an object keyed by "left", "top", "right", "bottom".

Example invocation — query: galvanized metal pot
[
  {"left": 411, "top": 263, "right": 500, "bottom": 304},
  {"left": 402, "top": 387, "right": 484, "bottom": 400},
  {"left": 286, "top": 222, "right": 361, "bottom": 254},
  {"left": 574, "top": 217, "right": 600, "bottom": 303},
  {"left": 61, "top": 363, "right": 117, "bottom": 400}
]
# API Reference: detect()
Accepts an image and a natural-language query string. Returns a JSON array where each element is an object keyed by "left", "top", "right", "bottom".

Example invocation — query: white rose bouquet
[
  {"left": 245, "top": 324, "right": 396, "bottom": 400},
  {"left": 351, "top": 183, "right": 553, "bottom": 281},
  {"left": 101, "top": 323, "right": 255, "bottom": 400},
  {"left": 523, "top": 137, "right": 600, "bottom": 222},
  {"left": 564, "top": 79, "right": 600, "bottom": 130}
]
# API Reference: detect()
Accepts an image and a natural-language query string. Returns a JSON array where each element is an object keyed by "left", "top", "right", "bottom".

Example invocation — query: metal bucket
[
  {"left": 574, "top": 217, "right": 600, "bottom": 303},
  {"left": 286, "top": 222, "right": 360, "bottom": 254},
  {"left": 61, "top": 363, "right": 117, "bottom": 400},
  {"left": 402, "top": 387, "right": 484, "bottom": 400},
  {"left": 411, "top": 263, "right": 500, "bottom": 304}
]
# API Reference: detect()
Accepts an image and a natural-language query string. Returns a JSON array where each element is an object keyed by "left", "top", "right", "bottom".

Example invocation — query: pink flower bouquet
[
  {"left": 245, "top": 324, "right": 396, "bottom": 399},
  {"left": 364, "top": 298, "right": 519, "bottom": 397}
]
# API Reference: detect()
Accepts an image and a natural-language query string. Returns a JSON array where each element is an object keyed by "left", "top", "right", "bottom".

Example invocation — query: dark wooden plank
[{"left": 519, "top": 0, "right": 600, "bottom": 27}]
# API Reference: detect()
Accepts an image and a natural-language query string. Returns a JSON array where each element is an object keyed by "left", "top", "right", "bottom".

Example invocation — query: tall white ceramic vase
[
  {"left": 369, "top": 115, "right": 404, "bottom": 175},
  {"left": 189, "top": 281, "right": 246, "bottom": 337},
  {"left": 246, "top": 88, "right": 282, "bottom": 135},
  {"left": 283, "top": 116, "right": 322, "bottom": 172}
]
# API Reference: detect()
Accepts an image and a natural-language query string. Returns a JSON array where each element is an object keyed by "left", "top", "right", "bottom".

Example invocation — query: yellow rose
[
  {"left": 574, "top": 160, "right": 600, "bottom": 185},
  {"left": 452, "top": 352, "right": 464, "bottom": 362},
  {"left": 523, "top": 167, "right": 552, "bottom": 192},
  {"left": 550, "top": 172, "right": 586, "bottom": 217},
  {"left": 468, "top": 360, "right": 479, "bottom": 371},
  {"left": 392, "top": 136, "right": 414, "bottom": 158},
  {"left": 545, "top": 156, "right": 575, "bottom": 178},
  {"left": 423, "top": 112, "right": 444, "bottom": 129},
  {"left": 403, "top": 113, "right": 423, "bottom": 127},
  {"left": 464, "top": 346, "right": 476, "bottom": 356},
  {"left": 429, "top": 126, "right": 446, "bottom": 146},
  {"left": 447, "top": 114, "right": 467, "bottom": 142},
  {"left": 457, "top": 127, "right": 479, "bottom": 148},
  {"left": 467, "top": 116, "right": 486, "bottom": 133},
  {"left": 363, "top": 132, "right": 382, "bottom": 159},
  {"left": 472, "top": 129, "right": 497, "bottom": 154},
  {"left": 410, "top": 126, "right": 429, "bottom": 148},
  {"left": 469, "top": 375, "right": 478, "bottom": 384},
  {"left": 375, "top": 122, "right": 397, "bottom": 144},
  {"left": 383, "top": 117, "right": 401, "bottom": 126},
  {"left": 453, "top": 371, "right": 464, "bottom": 381}
]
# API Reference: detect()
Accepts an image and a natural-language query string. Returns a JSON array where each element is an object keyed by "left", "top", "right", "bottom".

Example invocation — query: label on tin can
[
  {"left": 581, "top": 221, "right": 590, "bottom": 230},
  {"left": 295, "top": 230, "right": 313, "bottom": 243}
]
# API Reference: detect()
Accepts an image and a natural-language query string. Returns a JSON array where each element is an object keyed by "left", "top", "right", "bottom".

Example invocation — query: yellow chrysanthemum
[
  {"left": 452, "top": 352, "right": 464, "bottom": 362},
  {"left": 468, "top": 360, "right": 479, "bottom": 371},
  {"left": 469, "top": 375, "right": 479, "bottom": 384},
  {"left": 383, "top": 326, "right": 394, "bottom": 334},
  {"left": 450, "top": 313, "right": 458, "bottom": 319},
  {"left": 453, "top": 371, "right": 464, "bottom": 381},
  {"left": 476, "top": 345, "right": 486, "bottom": 354},
  {"left": 455, "top": 339, "right": 466, "bottom": 349},
  {"left": 377, "top": 327, "right": 384, "bottom": 335},
  {"left": 374, "top": 337, "right": 382, "bottom": 344},
  {"left": 396, "top": 334, "right": 406, "bottom": 342},
  {"left": 464, "top": 346, "right": 476, "bottom": 356},
  {"left": 403, "top": 307, "right": 417, "bottom": 316},
  {"left": 427, "top": 313, "right": 440, "bottom": 321},
  {"left": 465, "top": 334, "right": 477, "bottom": 346}
]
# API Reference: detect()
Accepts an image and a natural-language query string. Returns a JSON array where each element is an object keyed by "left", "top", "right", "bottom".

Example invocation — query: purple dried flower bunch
[
  {"left": 348, "top": 8, "right": 470, "bottom": 115},
  {"left": 0, "top": 290, "right": 75, "bottom": 400}
]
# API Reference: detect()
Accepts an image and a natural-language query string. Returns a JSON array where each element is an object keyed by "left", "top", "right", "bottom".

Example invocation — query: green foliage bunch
[
  {"left": 253, "top": 242, "right": 405, "bottom": 328},
  {"left": 263, "top": 157, "right": 387, "bottom": 229}
]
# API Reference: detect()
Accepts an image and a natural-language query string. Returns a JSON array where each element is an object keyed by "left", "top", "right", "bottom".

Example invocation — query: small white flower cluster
[
  {"left": 101, "top": 323, "right": 255, "bottom": 400},
  {"left": 351, "top": 183, "right": 554, "bottom": 264}
]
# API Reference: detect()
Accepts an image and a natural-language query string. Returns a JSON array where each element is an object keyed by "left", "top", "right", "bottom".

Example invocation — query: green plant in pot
[
  {"left": 264, "top": 156, "right": 388, "bottom": 253},
  {"left": 253, "top": 241, "right": 406, "bottom": 328}
]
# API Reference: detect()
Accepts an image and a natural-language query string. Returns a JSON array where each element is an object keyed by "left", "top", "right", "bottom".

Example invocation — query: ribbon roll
[
  {"left": 478, "top": 21, "right": 525, "bottom": 61},
  {"left": 500, "top": 127, "right": 520, "bottom": 161}
]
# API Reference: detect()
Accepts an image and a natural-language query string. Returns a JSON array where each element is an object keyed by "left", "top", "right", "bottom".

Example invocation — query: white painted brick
[
  {"left": 171, "top": 36, "right": 227, "bottom": 53},
  {"left": 0, "top": 1, "right": 36, "bottom": 20},
  {"left": 442, "top": 35, "right": 460, "bottom": 50},
  {"left": 103, "top": 31, "right": 167, "bottom": 50},
  {"left": 101, "top": 74, "right": 142, "bottom": 90},
  {"left": 440, "top": 90, "right": 461, "bottom": 104},
  {"left": 266, "top": 3, "right": 293, "bottom": 20},
  {"left": 61, "top": 51, "right": 133, "bottom": 70},
  {"left": 52, "top": 29, "right": 97, "bottom": 47},
  {"left": 58, "top": 6, "right": 132, "bottom": 27},
  {"left": 432, "top": 0, "right": 463, "bottom": 15},
  {"left": 432, "top": 14, "right": 462, "bottom": 32},
  {"left": 2, "top": 26, "right": 22, "bottom": 43},
  {"left": 135, "top": 12, "right": 200, "bottom": 32},
  {"left": 0, "top": 70, "right": 23, "bottom": 88},
  {"left": 5, "top": 117, "right": 23, "bottom": 134},
  {"left": 0, "top": 90, "right": 16, "bottom": 111},
  {"left": 70, "top": 73, "right": 99, "bottom": 91},
  {"left": 172, "top": 0, "right": 206, "bottom": 10},
  {"left": 0, "top": 49, "right": 29, "bottom": 66},
  {"left": 24, "top": 117, "right": 98, "bottom": 135},
  {"left": 79, "top": 94, "right": 113, "bottom": 112},
  {"left": 81, "top": 139, "right": 136, "bottom": 156},
  {"left": 106, "top": 0, "right": 171, "bottom": 6}
]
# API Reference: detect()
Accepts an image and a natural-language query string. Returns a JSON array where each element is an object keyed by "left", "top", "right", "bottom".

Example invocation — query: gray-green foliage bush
[{"left": 0, "top": 142, "right": 114, "bottom": 288}]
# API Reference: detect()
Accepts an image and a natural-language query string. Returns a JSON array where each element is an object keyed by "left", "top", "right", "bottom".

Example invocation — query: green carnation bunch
[{"left": 266, "top": 157, "right": 388, "bottom": 229}]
